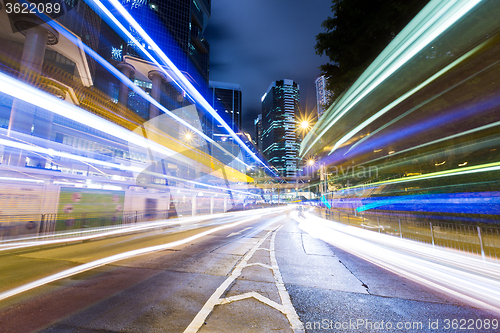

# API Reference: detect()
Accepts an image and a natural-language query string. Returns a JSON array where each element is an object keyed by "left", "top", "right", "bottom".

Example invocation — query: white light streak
[
  {"left": 0, "top": 72, "right": 176, "bottom": 160},
  {"left": 294, "top": 211, "right": 500, "bottom": 313},
  {"left": 0, "top": 137, "right": 260, "bottom": 196},
  {"left": 0, "top": 176, "right": 44, "bottom": 183},
  {"left": 44, "top": 18, "right": 253, "bottom": 171},
  {"left": 89, "top": 0, "right": 270, "bottom": 170},
  {"left": 301, "top": 0, "right": 481, "bottom": 157},
  {"left": 0, "top": 209, "right": 287, "bottom": 301}
]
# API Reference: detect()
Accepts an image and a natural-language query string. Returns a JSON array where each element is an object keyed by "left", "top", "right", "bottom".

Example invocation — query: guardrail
[{"left": 315, "top": 208, "right": 500, "bottom": 261}]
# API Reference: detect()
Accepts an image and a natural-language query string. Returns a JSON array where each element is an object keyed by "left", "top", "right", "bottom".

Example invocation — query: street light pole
[
  {"left": 320, "top": 163, "right": 326, "bottom": 196},
  {"left": 319, "top": 163, "right": 330, "bottom": 206}
]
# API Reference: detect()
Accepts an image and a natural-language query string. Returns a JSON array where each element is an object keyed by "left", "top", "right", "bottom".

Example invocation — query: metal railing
[{"left": 315, "top": 208, "right": 500, "bottom": 261}]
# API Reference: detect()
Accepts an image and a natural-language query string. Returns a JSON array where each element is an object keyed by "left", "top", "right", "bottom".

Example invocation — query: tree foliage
[{"left": 315, "top": 0, "right": 430, "bottom": 98}]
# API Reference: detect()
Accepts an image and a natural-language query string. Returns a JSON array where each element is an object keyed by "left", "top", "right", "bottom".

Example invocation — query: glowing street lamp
[
  {"left": 183, "top": 131, "right": 194, "bottom": 143},
  {"left": 297, "top": 114, "right": 315, "bottom": 141}
]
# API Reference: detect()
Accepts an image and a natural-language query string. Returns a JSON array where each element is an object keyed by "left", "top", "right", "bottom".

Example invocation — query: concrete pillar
[
  {"left": 116, "top": 62, "right": 135, "bottom": 107},
  {"left": 8, "top": 23, "right": 58, "bottom": 136},
  {"left": 191, "top": 194, "right": 197, "bottom": 216},
  {"left": 210, "top": 196, "right": 214, "bottom": 215},
  {"left": 223, "top": 196, "right": 227, "bottom": 213},
  {"left": 7, "top": 22, "right": 58, "bottom": 167},
  {"left": 19, "top": 26, "right": 48, "bottom": 81},
  {"left": 148, "top": 70, "right": 166, "bottom": 119}
]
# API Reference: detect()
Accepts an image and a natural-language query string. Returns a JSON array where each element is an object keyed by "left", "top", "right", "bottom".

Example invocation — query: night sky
[{"left": 205, "top": 0, "right": 333, "bottom": 137}]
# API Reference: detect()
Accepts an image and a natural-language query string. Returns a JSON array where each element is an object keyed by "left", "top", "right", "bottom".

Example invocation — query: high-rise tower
[
  {"left": 254, "top": 114, "right": 262, "bottom": 152},
  {"left": 315, "top": 75, "right": 331, "bottom": 119},
  {"left": 261, "top": 79, "right": 300, "bottom": 178},
  {"left": 102, "top": 0, "right": 211, "bottom": 122},
  {"left": 124, "top": 0, "right": 211, "bottom": 91},
  {"left": 208, "top": 81, "right": 242, "bottom": 134}
]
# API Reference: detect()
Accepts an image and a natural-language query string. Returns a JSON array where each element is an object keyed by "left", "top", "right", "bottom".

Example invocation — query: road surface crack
[{"left": 338, "top": 259, "right": 371, "bottom": 294}]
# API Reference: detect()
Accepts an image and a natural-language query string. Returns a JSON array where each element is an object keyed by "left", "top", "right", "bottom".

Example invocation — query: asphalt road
[{"left": 0, "top": 207, "right": 498, "bottom": 332}]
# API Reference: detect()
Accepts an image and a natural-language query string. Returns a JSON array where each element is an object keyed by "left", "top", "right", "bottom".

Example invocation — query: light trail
[
  {"left": 301, "top": 0, "right": 481, "bottom": 158},
  {"left": 85, "top": 0, "right": 274, "bottom": 174},
  {"left": 327, "top": 0, "right": 482, "bottom": 155},
  {"left": 0, "top": 136, "right": 261, "bottom": 196},
  {"left": 43, "top": 18, "right": 252, "bottom": 171},
  {"left": 344, "top": 41, "right": 499, "bottom": 156},
  {"left": 337, "top": 92, "right": 500, "bottom": 167},
  {"left": 354, "top": 191, "right": 500, "bottom": 213},
  {"left": 295, "top": 211, "right": 500, "bottom": 313},
  {"left": 0, "top": 71, "right": 263, "bottom": 195},
  {"left": 0, "top": 209, "right": 283, "bottom": 302},
  {"left": 331, "top": 160, "right": 500, "bottom": 193},
  {"left": 0, "top": 71, "right": 176, "bottom": 159},
  {"left": 0, "top": 176, "right": 44, "bottom": 184},
  {"left": 357, "top": 120, "right": 500, "bottom": 168},
  {"left": 0, "top": 207, "right": 285, "bottom": 251}
]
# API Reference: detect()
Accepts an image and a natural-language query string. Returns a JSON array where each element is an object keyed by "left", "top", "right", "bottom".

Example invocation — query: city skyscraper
[
  {"left": 0, "top": 0, "right": 253, "bottom": 222},
  {"left": 207, "top": 81, "right": 243, "bottom": 171},
  {"left": 0, "top": 0, "right": 232, "bottom": 183},
  {"left": 261, "top": 79, "right": 300, "bottom": 178},
  {"left": 123, "top": 0, "right": 211, "bottom": 91},
  {"left": 315, "top": 75, "right": 331, "bottom": 119},
  {"left": 111, "top": 0, "right": 211, "bottom": 121},
  {"left": 208, "top": 81, "right": 242, "bottom": 134},
  {"left": 254, "top": 114, "right": 262, "bottom": 152}
]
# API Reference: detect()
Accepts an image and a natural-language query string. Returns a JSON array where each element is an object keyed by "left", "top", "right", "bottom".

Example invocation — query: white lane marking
[
  {"left": 0, "top": 215, "right": 265, "bottom": 302},
  {"left": 183, "top": 221, "right": 305, "bottom": 333},
  {"left": 270, "top": 226, "right": 305, "bottom": 333},
  {"left": 182, "top": 228, "right": 273, "bottom": 333},
  {"left": 218, "top": 291, "right": 286, "bottom": 313},
  {"left": 227, "top": 227, "right": 253, "bottom": 237},
  {"left": 245, "top": 263, "right": 272, "bottom": 270},
  {"left": 256, "top": 248, "right": 271, "bottom": 252}
]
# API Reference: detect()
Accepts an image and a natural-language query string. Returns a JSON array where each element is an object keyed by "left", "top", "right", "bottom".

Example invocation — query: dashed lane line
[{"left": 269, "top": 225, "right": 305, "bottom": 332}]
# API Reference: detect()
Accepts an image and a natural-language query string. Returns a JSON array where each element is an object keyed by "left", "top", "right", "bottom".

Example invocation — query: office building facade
[
  {"left": 261, "top": 79, "right": 300, "bottom": 178},
  {"left": 108, "top": 0, "right": 211, "bottom": 121},
  {"left": 0, "top": 0, "right": 255, "bottom": 232},
  {"left": 123, "top": 0, "right": 211, "bottom": 89},
  {"left": 254, "top": 114, "right": 262, "bottom": 152},
  {"left": 208, "top": 81, "right": 242, "bottom": 134},
  {"left": 315, "top": 75, "right": 331, "bottom": 119}
]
